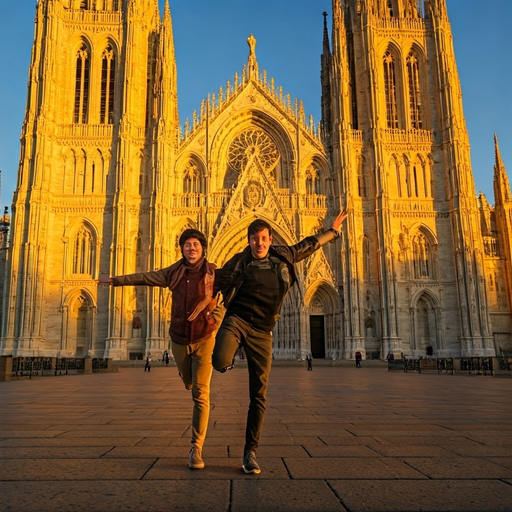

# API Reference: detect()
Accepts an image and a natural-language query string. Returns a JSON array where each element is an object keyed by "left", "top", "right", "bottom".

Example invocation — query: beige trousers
[{"left": 171, "top": 335, "right": 215, "bottom": 449}]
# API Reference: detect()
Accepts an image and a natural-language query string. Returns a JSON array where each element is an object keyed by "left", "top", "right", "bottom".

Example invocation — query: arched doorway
[
  {"left": 64, "top": 291, "right": 95, "bottom": 357},
  {"left": 305, "top": 283, "right": 342, "bottom": 360},
  {"left": 310, "top": 314, "right": 325, "bottom": 359},
  {"left": 410, "top": 291, "right": 442, "bottom": 358}
]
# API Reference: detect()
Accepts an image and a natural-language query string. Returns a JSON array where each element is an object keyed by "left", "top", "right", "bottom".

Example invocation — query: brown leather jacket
[{"left": 112, "top": 258, "right": 217, "bottom": 345}]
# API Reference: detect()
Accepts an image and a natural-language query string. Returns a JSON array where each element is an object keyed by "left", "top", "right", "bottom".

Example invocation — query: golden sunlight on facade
[{"left": 0, "top": 0, "right": 510, "bottom": 362}]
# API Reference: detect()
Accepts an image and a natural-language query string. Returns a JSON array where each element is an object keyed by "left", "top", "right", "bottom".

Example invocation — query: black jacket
[{"left": 215, "top": 229, "right": 337, "bottom": 329}]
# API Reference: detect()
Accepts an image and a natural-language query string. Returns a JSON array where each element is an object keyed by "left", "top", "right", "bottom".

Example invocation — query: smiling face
[
  {"left": 182, "top": 237, "right": 203, "bottom": 264},
  {"left": 249, "top": 228, "right": 272, "bottom": 260}
]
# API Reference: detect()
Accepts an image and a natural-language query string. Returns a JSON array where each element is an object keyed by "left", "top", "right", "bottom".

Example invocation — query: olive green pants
[{"left": 172, "top": 335, "right": 215, "bottom": 449}]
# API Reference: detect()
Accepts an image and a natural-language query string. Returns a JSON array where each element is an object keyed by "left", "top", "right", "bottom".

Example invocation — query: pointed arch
[
  {"left": 209, "top": 109, "right": 295, "bottom": 192},
  {"left": 65, "top": 219, "right": 99, "bottom": 278},
  {"left": 62, "top": 288, "right": 96, "bottom": 357},
  {"left": 74, "top": 40, "right": 91, "bottom": 123},
  {"left": 383, "top": 48, "right": 400, "bottom": 128},
  {"left": 409, "top": 289, "right": 443, "bottom": 357},
  {"left": 100, "top": 42, "right": 116, "bottom": 124},
  {"left": 406, "top": 49, "right": 423, "bottom": 129},
  {"left": 410, "top": 225, "right": 438, "bottom": 279},
  {"left": 303, "top": 282, "right": 342, "bottom": 360}
]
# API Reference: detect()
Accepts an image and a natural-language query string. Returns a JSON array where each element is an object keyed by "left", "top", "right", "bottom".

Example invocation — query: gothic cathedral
[{"left": 1, "top": 0, "right": 511, "bottom": 361}]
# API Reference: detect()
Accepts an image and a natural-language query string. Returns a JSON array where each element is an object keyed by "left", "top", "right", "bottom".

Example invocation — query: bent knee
[{"left": 212, "top": 356, "right": 234, "bottom": 373}]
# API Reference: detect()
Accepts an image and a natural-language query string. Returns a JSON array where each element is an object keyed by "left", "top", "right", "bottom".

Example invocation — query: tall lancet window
[
  {"left": 72, "top": 226, "right": 94, "bottom": 275},
  {"left": 100, "top": 45, "right": 116, "bottom": 124},
  {"left": 407, "top": 52, "right": 423, "bottom": 129},
  {"left": 74, "top": 43, "right": 90, "bottom": 123},
  {"left": 383, "top": 51, "right": 398, "bottom": 128}
]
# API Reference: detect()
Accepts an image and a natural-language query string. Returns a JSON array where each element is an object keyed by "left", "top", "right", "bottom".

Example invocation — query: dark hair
[
  {"left": 179, "top": 229, "right": 208, "bottom": 250},
  {"left": 247, "top": 219, "right": 272, "bottom": 239}
]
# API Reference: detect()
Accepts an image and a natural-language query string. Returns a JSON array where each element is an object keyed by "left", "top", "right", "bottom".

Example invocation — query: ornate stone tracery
[{"left": 227, "top": 129, "right": 279, "bottom": 174}]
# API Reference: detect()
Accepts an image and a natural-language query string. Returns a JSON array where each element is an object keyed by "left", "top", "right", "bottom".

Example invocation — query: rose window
[{"left": 228, "top": 129, "right": 278, "bottom": 173}]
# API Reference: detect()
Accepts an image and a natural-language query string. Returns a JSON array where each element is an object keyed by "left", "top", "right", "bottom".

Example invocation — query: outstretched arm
[{"left": 288, "top": 208, "right": 349, "bottom": 263}]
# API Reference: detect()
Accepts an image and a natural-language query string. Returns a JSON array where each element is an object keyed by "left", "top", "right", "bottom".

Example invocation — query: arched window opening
[
  {"left": 405, "top": 162, "right": 412, "bottom": 197},
  {"left": 422, "top": 160, "right": 429, "bottom": 197},
  {"left": 407, "top": 51, "right": 423, "bottom": 129},
  {"left": 74, "top": 43, "right": 90, "bottom": 124},
  {"left": 138, "top": 173, "right": 144, "bottom": 195},
  {"left": 306, "top": 165, "right": 320, "bottom": 195},
  {"left": 413, "top": 166, "right": 419, "bottom": 197},
  {"left": 394, "top": 159, "right": 402, "bottom": 197},
  {"left": 91, "top": 163, "right": 95, "bottom": 193},
  {"left": 72, "top": 226, "right": 94, "bottom": 275},
  {"left": 100, "top": 45, "right": 116, "bottom": 124},
  {"left": 383, "top": 51, "right": 399, "bottom": 128}
]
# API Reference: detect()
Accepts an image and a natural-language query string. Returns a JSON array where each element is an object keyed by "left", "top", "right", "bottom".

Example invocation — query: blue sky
[{"left": 0, "top": 1, "right": 510, "bottom": 210}]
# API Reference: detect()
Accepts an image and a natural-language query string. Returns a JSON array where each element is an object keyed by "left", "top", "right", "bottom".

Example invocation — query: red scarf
[{"left": 167, "top": 257, "right": 215, "bottom": 321}]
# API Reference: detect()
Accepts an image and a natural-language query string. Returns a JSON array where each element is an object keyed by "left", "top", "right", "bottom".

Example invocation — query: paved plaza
[{"left": 0, "top": 363, "right": 511, "bottom": 511}]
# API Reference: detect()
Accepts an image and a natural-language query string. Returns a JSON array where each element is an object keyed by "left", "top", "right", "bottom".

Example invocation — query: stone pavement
[{"left": 0, "top": 364, "right": 511, "bottom": 512}]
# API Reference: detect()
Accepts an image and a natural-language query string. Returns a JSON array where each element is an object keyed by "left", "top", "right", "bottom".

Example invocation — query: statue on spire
[{"left": 247, "top": 34, "right": 258, "bottom": 80}]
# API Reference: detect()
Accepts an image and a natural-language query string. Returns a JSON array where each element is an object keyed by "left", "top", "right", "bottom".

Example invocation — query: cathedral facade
[{"left": 0, "top": 0, "right": 511, "bottom": 361}]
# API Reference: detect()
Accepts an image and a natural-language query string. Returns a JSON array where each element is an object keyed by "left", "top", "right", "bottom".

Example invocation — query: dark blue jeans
[{"left": 212, "top": 315, "right": 272, "bottom": 455}]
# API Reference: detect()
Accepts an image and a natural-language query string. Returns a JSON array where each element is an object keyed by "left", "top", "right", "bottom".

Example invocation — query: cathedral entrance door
[{"left": 310, "top": 315, "right": 325, "bottom": 359}]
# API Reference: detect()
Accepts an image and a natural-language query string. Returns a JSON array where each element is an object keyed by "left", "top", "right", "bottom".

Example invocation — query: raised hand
[{"left": 331, "top": 208, "right": 348, "bottom": 232}]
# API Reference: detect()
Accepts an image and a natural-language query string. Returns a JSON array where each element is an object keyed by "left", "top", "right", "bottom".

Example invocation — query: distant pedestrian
[
  {"left": 306, "top": 353, "right": 313, "bottom": 371},
  {"left": 145, "top": 355, "right": 152, "bottom": 372},
  {"left": 355, "top": 351, "right": 362, "bottom": 368},
  {"left": 386, "top": 352, "right": 394, "bottom": 362},
  {"left": 163, "top": 350, "right": 170, "bottom": 366}
]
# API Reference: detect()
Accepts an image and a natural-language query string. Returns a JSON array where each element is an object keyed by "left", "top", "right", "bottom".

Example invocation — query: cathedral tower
[
  {"left": 0, "top": 0, "right": 178, "bottom": 359},
  {"left": 323, "top": 0, "right": 496, "bottom": 358}
]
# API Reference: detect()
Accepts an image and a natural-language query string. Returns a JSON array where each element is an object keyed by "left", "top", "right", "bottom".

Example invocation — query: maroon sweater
[{"left": 112, "top": 258, "right": 217, "bottom": 345}]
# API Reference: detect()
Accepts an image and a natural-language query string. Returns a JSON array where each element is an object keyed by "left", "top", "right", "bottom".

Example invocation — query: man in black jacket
[{"left": 213, "top": 210, "right": 347, "bottom": 474}]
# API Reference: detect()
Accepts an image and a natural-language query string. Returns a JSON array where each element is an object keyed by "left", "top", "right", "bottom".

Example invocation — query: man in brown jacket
[{"left": 103, "top": 229, "right": 219, "bottom": 470}]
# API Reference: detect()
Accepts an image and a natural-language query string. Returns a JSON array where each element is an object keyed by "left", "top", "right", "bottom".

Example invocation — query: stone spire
[
  {"left": 320, "top": 11, "right": 332, "bottom": 142},
  {"left": 494, "top": 133, "right": 512, "bottom": 205}
]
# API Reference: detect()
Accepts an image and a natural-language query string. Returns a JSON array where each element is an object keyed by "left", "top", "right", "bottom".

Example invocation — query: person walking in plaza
[
  {"left": 306, "top": 353, "right": 313, "bottom": 371},
  {"left": 213, "top": 209, "right": 347, "bottom": 474},
  {"left": 144, "top": 354, "right": 152, "bottom": 372},
  {"left": 355, "top": 351, "right": 362, "bottom": 368},
  {"left": 101, "top": 229, "right": 220, "bottom": 470}
]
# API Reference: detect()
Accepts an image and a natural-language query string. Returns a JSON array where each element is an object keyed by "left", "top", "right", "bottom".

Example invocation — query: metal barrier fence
[
  {"left": 389, "top": 357, "right": 503, "bottom": 376},
  {"left": 10, "top": 357, "right": 110, "bottom": 378}
]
